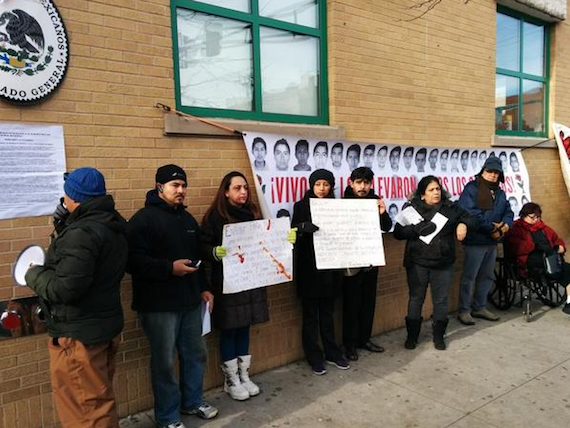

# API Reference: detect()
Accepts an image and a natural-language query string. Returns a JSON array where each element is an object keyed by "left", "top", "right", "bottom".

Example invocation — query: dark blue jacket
[{"left": 458, "top": 180, "right": 514, "bottom": 245}]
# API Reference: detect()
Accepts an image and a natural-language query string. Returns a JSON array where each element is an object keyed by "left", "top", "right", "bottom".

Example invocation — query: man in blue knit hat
[{"left": 26, "top": 167, "right": 128, "bottom": 428}]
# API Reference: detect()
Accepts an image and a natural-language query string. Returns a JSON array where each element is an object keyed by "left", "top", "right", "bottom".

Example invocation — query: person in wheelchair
[{"left": 504, "top": 202, "right": 570, "bottom": 315}]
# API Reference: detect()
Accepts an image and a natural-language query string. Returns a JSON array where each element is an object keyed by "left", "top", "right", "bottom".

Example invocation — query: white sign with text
[
  {"left": 310, "top": 198, "right": 386, "bottom": 269},
  {"left": 222, "top": 218, "right": 293, "bottom": 294}
]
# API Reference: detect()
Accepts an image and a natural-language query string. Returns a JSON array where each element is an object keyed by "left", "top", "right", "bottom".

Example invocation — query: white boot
[
  {"left": 221, "top": 358, "right": 249, "bottom": 401},
  {"left": 237, "top": 355, "right": 260, "bottom": 396}
]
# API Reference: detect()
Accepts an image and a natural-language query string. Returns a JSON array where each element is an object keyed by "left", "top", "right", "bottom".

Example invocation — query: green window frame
[
  {"left": 495, "top": 7, "right": 550, "bottom": 137},
  {"left": 170, "top": 0, "right": 329, "bottom": 125}
]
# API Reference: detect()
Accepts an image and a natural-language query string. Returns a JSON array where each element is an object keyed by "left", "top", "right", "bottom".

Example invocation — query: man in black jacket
[
  {"left": 127, "top": 165, "right": 217, "bottom": 428},
  {"left": 342, "top": 167, "right": 392, "bottom": 361},
  {"left": 25, "top": 167, "right": 127, "bottom": 428}
]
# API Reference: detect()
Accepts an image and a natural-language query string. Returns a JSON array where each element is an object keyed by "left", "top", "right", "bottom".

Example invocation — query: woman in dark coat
[
  {"left": 292, "top": 169, "right": 349, "bottom": 375},
  {"left": 201, "top": 171, "right": 268, "bottom": 401},
  {"left": 504, "top": 202, "right": 570, "bottom": 314},
  {"left": 394, "top": 175, "right": 475, "bottom": 350}
]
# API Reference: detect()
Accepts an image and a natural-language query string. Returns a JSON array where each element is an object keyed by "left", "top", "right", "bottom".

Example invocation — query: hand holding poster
[
  {"left": 222, "top": 217, "right": 293, "bottom": 294},
  {"left": 309, "top": 198, "right": 385, "bottom": 269}
]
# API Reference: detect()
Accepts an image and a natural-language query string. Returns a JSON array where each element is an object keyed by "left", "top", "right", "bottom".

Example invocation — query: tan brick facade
[{"left": 1, "top": 0, "right": 570, "bottom": 426}]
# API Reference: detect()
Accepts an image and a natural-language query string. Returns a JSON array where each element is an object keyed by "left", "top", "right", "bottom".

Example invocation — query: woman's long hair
[{"left": 203, "top": 171, "right": 261, "bottom": 223}]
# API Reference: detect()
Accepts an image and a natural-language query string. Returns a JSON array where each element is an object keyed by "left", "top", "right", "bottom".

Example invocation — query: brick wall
[{"left": 1, "top": 0, "right": 570, "bottom": 426}]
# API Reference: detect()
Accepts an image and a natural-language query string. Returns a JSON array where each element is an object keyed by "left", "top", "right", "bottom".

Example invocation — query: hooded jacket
[
  {"left": 25, "top": 195, "right": 127, "bottom": 345},
  {"left": 127, "top": 189, "right": 209, "bottom": 312},
  {"left": 394, "top": 190, "right": 476, "bottom": 268}
]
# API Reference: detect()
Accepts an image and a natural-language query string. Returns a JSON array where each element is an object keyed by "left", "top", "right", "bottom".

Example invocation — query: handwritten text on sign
[
  {"left": 222, "top": 218, "right": 293, "bottom": 294},
  {"left": 310, "top": 199, "right": 386, "bottom": 269}
]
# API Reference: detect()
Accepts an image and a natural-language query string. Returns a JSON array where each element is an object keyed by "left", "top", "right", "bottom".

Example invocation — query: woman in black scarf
[
  {"left": 292, "top": 169, "right": 349, "bottom": 375},
  {"left": 201, "top": 171, "right": 268, "bottom": 401}
]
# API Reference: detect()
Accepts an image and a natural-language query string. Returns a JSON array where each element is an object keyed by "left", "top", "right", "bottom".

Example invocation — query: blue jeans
[
  {"left": 459, "top": 245, "right": 497, "bottom": 313},
  {"left": 139, "top": 306, "right": 206, "bottom": 427},
  {"left": 220, "top": 326, "right": 250, "bottom": 362}
]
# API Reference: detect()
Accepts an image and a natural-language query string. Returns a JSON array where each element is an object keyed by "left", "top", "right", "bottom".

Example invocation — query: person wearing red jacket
[{"left": 504, "top": 202, "right": 570, "bottom": 314}]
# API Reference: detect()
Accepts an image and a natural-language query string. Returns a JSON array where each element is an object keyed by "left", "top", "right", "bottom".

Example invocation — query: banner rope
[{"left": 154, "top": 103, "right": 243, "bottom": 136}]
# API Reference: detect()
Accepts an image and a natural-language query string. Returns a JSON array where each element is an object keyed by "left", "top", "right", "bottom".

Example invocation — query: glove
[
  {"left": 213, "top": 246, "right": 227, "bottom": 261},
  {"left": 53, "top": 197, "right": 69, "bottom": 233},
  {"left": 287, "top": 228, "right": 297, "bottom": 244},
  {"left": 414, "top": 221, "right": 436, "bottom": 237},
  {"left": 298, "top": 222, "right": 319, "bottom": 234}
]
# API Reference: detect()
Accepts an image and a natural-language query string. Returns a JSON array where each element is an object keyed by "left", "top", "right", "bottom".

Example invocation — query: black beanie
[
  {"left": 309, "top": 169, "right": 335, "bottom": 189},
  {"left": 156, "top": 164, "right": 187, "bottom": 184}
]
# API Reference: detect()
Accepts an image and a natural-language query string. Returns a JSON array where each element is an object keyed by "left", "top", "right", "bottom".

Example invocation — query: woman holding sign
[
  {"left": 394, "top": 175, "right": 474, "bottom": 351},
  {"left": 292, "top": 169, "right": 350, "bottom": 375},
  {"left": 201, "top": 171, "right": 269, "bottom": 401}
]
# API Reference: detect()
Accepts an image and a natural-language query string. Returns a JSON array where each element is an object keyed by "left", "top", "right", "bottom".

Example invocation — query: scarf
[{"left": 476, "top": 176, "right": 499, "bottom": 210}]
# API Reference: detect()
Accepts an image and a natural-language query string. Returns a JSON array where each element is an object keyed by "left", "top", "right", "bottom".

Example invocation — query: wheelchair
[{"left": 489, "top": 251, "right": 567, "bottom": 322}]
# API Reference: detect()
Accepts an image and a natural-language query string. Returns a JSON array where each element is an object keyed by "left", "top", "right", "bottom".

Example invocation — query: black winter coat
[
  {"left": 200, "top": 208, "right": 269, "bottom": 330},
  {"left": 25, "top": 195, "right": 127, "bottom": 345},
  {"left": 127, "top": 190, "right": 209, "bottom": 312},
  {"left": 292, "top": 192, "right": 343, "bottom": 298},
  {"left": 394, "top": 196, "right": 476, "bottom": 268}
]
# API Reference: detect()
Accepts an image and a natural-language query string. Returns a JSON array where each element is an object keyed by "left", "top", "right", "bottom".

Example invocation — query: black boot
[
  {"left": 404, "top": 317, "right": 422, "bottom": 350},
  {"left": 432, "top": 319, "right": 449, "bottom": 351}
]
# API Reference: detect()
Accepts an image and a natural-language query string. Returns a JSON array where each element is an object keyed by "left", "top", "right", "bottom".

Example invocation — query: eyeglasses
[{"left": 527, "top": 214, "right": 541, "bottom": 221}]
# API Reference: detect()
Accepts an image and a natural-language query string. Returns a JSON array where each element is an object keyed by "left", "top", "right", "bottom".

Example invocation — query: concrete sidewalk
[{"left": 120, "top": 306, "right": 570, "bottom": 428}]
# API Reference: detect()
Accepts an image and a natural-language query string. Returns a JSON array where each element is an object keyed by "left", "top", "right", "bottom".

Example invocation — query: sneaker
[
  {"left": 181, "top": 403, "right": 218, "bottom": 420},
  {"left": 326, "top": 358, "right": 350, "bottom": 370},
  {"left": 162, "top": 422, "right": 187, "bottom": 428},
  {"left": 457, "top": 312, "right": 475, "bottom": 326},
  {"left": 311, "top": 362, "right": 327, "bottom": 375},
  {"left": 472, "top": 308, "right": 500, "bottom": 321},
  {"left": 563, "top": 303, "right": 570, "bottom": 315}
]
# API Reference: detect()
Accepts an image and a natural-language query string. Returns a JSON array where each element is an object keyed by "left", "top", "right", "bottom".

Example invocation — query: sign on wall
[
  {"left": 243, "top": 132, "right": 531, "bottom": 225},
  {"left": 0, "top": 0, "right": 69, "bottom": 104}
]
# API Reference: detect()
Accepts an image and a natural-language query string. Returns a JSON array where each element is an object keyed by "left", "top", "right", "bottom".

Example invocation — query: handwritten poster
[
  {"left": 222, "top": 217, "right": 293, "bottom": 294},
  {"left": 310, "top": 198, "right": 386, "bottom": 269},
  {"left": 0, "top": 122, "right": 66, "bottom": 220}
]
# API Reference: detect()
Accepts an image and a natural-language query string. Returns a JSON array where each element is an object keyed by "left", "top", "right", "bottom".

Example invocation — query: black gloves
[
  {"left": 297, "top": 222, "right": 319, "bottom": 234},
  {"left": 53, "top": 197, "right": 70, "bottom": 234},
  {"left": 414, "top": 221, "right": 436, "bottom": 236}
]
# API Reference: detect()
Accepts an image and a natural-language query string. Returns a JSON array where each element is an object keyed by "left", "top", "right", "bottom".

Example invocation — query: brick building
[{"left": 1, "top": 0, "right": 570, "bottom": 426}]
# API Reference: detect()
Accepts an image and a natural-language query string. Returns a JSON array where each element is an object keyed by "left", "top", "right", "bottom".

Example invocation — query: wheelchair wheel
[
  {"left": 535, "top": 277, "right": 567, "bottom": 307},
  {"left": 489, "top": 258, "right": 517, "bottom": 310}
]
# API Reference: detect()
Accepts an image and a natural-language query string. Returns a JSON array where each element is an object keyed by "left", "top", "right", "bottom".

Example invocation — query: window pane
[
  {"left": 522, "top": 80, "right": 544, "bottom": 132},
  {"left": 176, "top": 9, "right": 253, "bottom": 110},
  {"left": 260, "top": 27, "right": 319, "bottom": 116},
  {"left": 496, "top": 13, "right": 519, "bottom": 71},
  {"left": 259, "top": 0, "right": 318, "bottom": 28},
  {"left": 523, "top": 22, "right": 544, "bottom": 76},
  {"left": 194, "top": 0, "right": 249, "bottom": 13},
  {"left": 495, "top": 75, "right": 519, "bottom": 131}
]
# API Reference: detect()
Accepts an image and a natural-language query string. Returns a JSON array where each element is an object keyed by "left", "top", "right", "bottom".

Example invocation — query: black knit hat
[
  {"left": 156, "top": 164, "right": 187, "bottom": 184},
  {"left": 309, "top": 169, "right": 335, "bottom": 189}
]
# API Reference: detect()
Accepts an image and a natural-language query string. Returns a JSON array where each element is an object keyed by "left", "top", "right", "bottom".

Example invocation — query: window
[
  {"left": 495, "top": 8, "right": 549, "bottom": 137},
  {"left": 171, "top": 0, "right": 328, "bottom": 124}
]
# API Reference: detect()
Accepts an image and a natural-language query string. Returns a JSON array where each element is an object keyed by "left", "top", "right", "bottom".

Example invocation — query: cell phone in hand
[{"left": 187, "top": 260, "right": 202, "bottom": 268}]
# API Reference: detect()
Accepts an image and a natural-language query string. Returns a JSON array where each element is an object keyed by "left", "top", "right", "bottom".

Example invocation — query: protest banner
[
  {"left": 222, "top": 217, "right": 293, "bottom": 294},
  {"left": 243, "top": 132, "right": 531, "bottom": 224},
  {"left": 553, "top": 122, "right": 570, "bottom": 201},
  {"left": 309, "top": 198, "right": 385, "bottom": 269}
]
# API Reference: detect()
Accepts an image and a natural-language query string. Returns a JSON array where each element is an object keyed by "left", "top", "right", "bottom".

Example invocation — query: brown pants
[{"left": 48, "top": 336, "right": 120, "bottom": 428}]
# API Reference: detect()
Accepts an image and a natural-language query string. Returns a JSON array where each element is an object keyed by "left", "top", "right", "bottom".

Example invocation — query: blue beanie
[{"left": 64, "top": 167, "right": 106, "bottom": 202}]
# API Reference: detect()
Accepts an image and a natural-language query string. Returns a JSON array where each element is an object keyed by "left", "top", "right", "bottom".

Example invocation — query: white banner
[
  {"left": 222, "top": 217, "right": 293, "bottom": 294},
  {"left": 553, "top": 122, "right": 570, "bottom": 201},
  {"left": 310, "top": 199, "right": 385, "bottom": 269},
  {"left": 0, "top": 122, "right": 66, "bottom": 220},
  {"left": 243, "top": 132, "right": 532, "bottom": 224}
]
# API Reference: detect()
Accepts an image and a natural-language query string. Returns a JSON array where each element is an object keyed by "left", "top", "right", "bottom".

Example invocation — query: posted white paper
[
  {"left": 419, "top": 212, "right": 449, "bottom": 245},
  {"left": 222, "top": 218, "right": 293, "bottom": 294},
  {"left": 201, "top": 301, "right": 211, "bottom": 336},
  {"left": 310, "top": 199, "right": 385, "bottom": 269},
  {"left": 395, "top": 206, "right": 424, "bottom": 226},
  {"left": 0, "top": 122, "right": 66, "bottom": 220}
]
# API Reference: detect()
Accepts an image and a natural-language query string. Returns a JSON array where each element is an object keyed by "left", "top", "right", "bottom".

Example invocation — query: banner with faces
[{"left": 243, "top": 132, "right": 531, "bottom": 226}]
